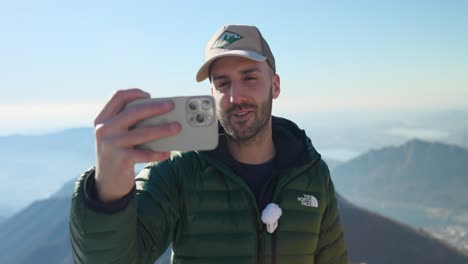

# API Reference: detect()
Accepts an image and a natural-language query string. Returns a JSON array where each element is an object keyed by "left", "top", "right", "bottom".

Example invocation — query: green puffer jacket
[{"left": 70, "top": 117, "right": 349, "bottom": 264}]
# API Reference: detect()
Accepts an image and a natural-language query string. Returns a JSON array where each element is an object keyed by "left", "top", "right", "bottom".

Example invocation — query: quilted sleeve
[
  {"left": 315, "top": 163, "right": 349, "bottom": 264},
  {"left": 69, "top": 159, "right": 181, "bottom": 264}
]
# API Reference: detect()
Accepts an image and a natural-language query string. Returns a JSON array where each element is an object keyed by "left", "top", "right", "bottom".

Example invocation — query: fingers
[
  {"left": 93, "top": 88, "right": 178, "bottom": 202},
  {"left": 110, "top": 99, "right": 174, "bottom": 130},
  {"left": 95, "top": 89, "right": 150, "bottom": 126},
  {"left": 116, "top": 122, "right": 181, "bottom": 147}
]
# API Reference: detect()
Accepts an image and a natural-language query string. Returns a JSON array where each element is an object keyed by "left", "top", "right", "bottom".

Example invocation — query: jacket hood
[{"left": 271, "top": 116, "right": 320, "bottom": 170}]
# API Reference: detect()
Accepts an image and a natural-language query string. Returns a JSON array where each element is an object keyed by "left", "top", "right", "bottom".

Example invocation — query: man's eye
[
  {"left": 245, "top": 77, "right": 257, "bottom": 81},
  {"left": 217, "top": 82, "right": 228, "bottom": 90}
]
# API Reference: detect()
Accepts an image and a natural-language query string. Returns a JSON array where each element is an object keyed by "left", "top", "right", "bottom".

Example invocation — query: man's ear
[{"left": 272, "top": 74, "right": 280, "bottom": 99}]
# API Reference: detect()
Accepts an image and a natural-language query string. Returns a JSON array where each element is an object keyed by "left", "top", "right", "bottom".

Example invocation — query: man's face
[{"left": 210, "top": 56, "right": 280, "bottom": 141}]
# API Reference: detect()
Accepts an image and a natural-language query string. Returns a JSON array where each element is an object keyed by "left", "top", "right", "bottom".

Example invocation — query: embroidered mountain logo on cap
[
  {"left": 212, "top": 31, "right": 243, "bottom": 49},
  {"left": 297, "top": 194, "right": 318, "bottom": 208}
]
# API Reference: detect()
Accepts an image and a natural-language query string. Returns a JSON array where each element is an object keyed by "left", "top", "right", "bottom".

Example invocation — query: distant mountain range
[
  {"left": 332, "top": 139, "right": 468, "bottom": 253},
  {"left": 0, "top": 192, "right": 72, "bottom": 263},
  {"left": 0, "top": 179, "right": 168, "bottom": 264},
  {"left": 333, "top": 139, "right": 468, "bottom": 210},
  {"left": 0, "top": 127, "right": 95, "bottom": 218},
  {"left": 290, "top": 110, "right": 468, "bottom": 155}
]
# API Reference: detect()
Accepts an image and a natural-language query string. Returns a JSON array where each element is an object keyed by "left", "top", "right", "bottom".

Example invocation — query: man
[{"left": 70, "top": 25, "right": 349, "bottom": 264}]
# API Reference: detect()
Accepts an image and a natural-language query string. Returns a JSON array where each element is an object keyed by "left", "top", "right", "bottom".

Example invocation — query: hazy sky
[{"left": 1, "top": 0, "right": 467, "bottom": 134}]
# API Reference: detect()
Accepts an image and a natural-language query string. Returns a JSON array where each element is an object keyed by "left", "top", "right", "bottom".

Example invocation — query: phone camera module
[
  {"left": 201, "top": 100, "right": 211, "bottom": 110},
  {"left": 188, "top": 100, "right": 198, "bottom": 111},
  {"left": 187, "top": 97, "right": 214, "bottom": 127},
  {"left": 196, "top": 113, "right": 205, "bottom": 123}
]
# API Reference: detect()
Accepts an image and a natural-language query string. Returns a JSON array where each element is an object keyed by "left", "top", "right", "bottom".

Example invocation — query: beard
[{"left": 218, "top": 86, "right": 273, "bottom": 142}]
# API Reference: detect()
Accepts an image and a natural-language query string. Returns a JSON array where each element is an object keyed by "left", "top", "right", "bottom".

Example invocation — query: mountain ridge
[
  {"left": 333, "top": 139, "right": 468, "bottom": 209},
  {"left": 0, "top": 127, "right": 95, "bottom": 216},
  {"left": 338, "top": 194, "right": 468, "bottom": 263},
  {"left": 332, "top": 138, "right": 468, "bottom": 253}
]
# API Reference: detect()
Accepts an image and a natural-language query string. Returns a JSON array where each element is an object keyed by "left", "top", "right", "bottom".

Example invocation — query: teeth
[{"left": 236, "top": 112, "right": 248, "bottom": 116}]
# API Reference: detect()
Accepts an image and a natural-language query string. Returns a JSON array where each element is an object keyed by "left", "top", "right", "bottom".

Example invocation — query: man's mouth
[
  {"left": 228, "top": 104, "right": 256, "bottom": 121},
  {"left": 231, "top": 110, "right": 253, "bottom": 121},
  {"left": 234, "top": 111, "right": 249, "bottom": 117}
]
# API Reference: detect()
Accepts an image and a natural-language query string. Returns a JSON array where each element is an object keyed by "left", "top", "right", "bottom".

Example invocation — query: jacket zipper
[
  {"left": 257, "top": 171, "right": 277, "bottom": 264},
  {"left": 204, "top": 157, "right": 265, "bottom": 264},
  {"left": 268, "top": 158, "right": 322, "bottom": 264},
  {"left": 256, "top": 222, "right": 263, "bottom": 264}
]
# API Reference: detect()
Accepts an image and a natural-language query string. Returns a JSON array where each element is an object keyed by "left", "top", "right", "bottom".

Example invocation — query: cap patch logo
[{"left": 212, "top": 31, "right": 243, "bottom": 49}]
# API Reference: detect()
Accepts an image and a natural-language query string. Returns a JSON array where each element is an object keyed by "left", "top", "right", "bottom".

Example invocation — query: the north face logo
[
  {"left": 297, "top": 194, "right": 318, "bottom": 208},
  {"left": 212, "top": 31, "right": 242, "bottom": 49}
]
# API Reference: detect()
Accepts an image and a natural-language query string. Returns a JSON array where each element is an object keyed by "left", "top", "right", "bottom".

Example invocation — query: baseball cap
[{"left": 196, "top": 25, "right": 276, "bottom": 82}]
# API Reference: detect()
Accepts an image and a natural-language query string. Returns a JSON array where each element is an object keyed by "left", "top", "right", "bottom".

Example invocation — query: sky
[{"left": 0, "top": 0, "right": 467, "bottom": 135}]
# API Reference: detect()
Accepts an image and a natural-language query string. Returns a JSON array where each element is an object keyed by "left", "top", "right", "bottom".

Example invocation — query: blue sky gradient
[{"left": 1, "top": 0, "right": 467, "bottom": 133}]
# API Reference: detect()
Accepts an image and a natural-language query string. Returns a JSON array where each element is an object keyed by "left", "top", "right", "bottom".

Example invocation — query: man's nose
[{"left": 230, "top": 82, "right": 247, "bottom": 105}]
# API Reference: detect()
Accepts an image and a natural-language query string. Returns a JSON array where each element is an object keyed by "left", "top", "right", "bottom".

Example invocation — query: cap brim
[{"left": 196, "top": 50, "right": 267, "bottom": 82}]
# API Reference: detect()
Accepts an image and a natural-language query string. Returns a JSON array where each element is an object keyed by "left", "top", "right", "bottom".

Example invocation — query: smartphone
[{"left": 126, "top": 95, "right": 218, "bottom": 152}]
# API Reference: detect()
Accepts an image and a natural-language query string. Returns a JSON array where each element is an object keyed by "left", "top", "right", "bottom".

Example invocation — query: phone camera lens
[
  {"left": 196, "top": 113, "right": 205, "bottom": 123},
  {"left": 201, "top": 100, "right": 211, "bottom": 110},
  {"left": 188, "top": 101, "right": 198, "bottom": 111}
]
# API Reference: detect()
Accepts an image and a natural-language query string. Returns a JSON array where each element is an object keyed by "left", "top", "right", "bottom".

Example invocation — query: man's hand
[{"left": 93, "top": 88, "right": 181, "bottom": 202}]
